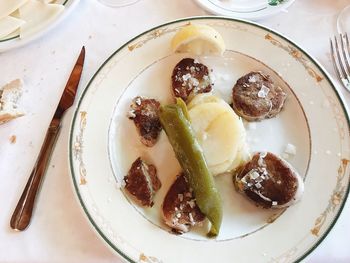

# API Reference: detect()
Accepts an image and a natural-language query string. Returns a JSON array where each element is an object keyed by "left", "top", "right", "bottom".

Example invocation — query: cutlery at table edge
[
  {"left": 10, "top": 46, "right": 86, "bottom": 231},
  {"left": 330, "top": 33, "right": 350, "bottom": 92}
]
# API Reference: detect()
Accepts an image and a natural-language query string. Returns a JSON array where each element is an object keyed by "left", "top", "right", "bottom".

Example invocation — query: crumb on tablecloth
[{"left": 9, "top": 135, "right": 16, "bottom": 144}]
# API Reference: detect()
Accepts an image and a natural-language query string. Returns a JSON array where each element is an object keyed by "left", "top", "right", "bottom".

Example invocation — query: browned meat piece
[
  {"left": 233, "top": 152, "right": 304, "bottom": 209},
  {"left": 128, "top": 96, "right": 162, "bottom": 147},
  {"left": 162, "top": 173, "right": 205, "bottom": 233},
  {"left": 124, "top": 157, "right": 161, "bottom": 207},
  {"left": 171, "top": 58, "right": 212, "bottom": 101},
  {"left": 232, "top": 72, "right": 287, "bottom": 121}
]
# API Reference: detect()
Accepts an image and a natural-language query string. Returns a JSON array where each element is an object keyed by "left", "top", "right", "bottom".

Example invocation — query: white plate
[
  {"left": 0, "top": 0, "right": 79, "bottom": 52},
  {"left": 194, "top": 0, "right": 296, "bottom": 20},
  {"left": 69, "top": 17, "right": 350, "bottom": 263}
]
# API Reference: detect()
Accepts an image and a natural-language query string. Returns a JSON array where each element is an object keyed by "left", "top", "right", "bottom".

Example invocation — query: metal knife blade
[
  {"left": 54, "top": 46, "right": 85, "bottom": 119},
  {"left": 10, "top": 46, "right": 86, "bottom": 231}
]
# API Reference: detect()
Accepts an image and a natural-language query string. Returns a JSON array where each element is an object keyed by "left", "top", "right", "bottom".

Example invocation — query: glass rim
[{"left": 336, "top": 5, "right": 350, "bottom": 33}]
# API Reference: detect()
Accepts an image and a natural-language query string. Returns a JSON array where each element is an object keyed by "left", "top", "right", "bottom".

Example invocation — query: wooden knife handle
[{"left": 10, "top": 119, "right": 61, "bottom": 231}]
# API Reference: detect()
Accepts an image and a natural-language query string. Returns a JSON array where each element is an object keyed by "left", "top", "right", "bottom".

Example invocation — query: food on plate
[
  {"left": 0, "top": 0, "right": 65, "bottom": 41},
  {"left": 159, "top": 99, "right": 222, "bottom": 236},
  {"left": 283, "top": 143, "right": 297, "bottom": 158},
  {"left": 171, "top": 58, "right": 212, "bottom": 101},
  {"left": 232, "top": 71, "right": 287, "bottom": 121},
  {"left": 19, "top": 0, "right": 64, "bottom": 39},
  {"left": 117, "top": 25, "right": 305, "bottom": 238},
  {"left": 0, "top": 79, "right": 25, "bottom": 124},
  {"left": 171, "top": 24, "right": 226, "bottom": 55},
  {"left": 124, "top": 157, "right": 161, "bottom": 207},
  {"left": 0, "top": 16, "right": 25, "bottom": 39},
  {"left": 188, "top": 94, "right": 248, "bottom": 175},
  {"left": 175, "top": 97, "right": 190, "bottom": 120},
  {"left": 128, "top": 96, "right": 162, "bottom": 147},
  {"left": 187, "top": 92, "right": 222, "bottom": 109},
  {"left": 233, "top": 152, "right": 304, "bottom": 209},
  {"left": 0, "top": 0, "right": 27, "bottom": 19},
  {"left": 162, "top": 173, "right": 205, "bottom": 233}
]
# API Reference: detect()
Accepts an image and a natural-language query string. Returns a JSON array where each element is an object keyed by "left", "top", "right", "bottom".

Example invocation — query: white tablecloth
[{"left": 1, "top": 0, "right": 349, "bottom": 262}]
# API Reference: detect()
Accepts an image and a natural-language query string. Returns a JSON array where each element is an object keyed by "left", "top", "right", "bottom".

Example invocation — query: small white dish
[
  {"left": 0, "top": 0, "right": 80, "bottom": 52},
  {"left": 194, "top": 0, "right": 296, "bottom": 20}
]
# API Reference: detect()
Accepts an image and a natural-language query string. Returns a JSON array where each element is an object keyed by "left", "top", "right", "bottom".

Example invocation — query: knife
[{"left": 10, "top": 46, "right": 85, "bottom": 231}]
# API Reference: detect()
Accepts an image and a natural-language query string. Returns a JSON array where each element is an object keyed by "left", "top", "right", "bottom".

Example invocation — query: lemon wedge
[{"left": 171, "top": 24, "right": 226, "bottom": 56}]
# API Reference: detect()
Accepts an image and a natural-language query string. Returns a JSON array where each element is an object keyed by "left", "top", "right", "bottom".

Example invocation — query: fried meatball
[
  {"left": 128, "top": 96, "right": 162, "bottom": 147},
  {"left": 171, "top": 58, "right": 212, "bottom": 101},
  {"left": 162, "top": 174, "right": 205, "bottom": 233},
  {"left": 124, "top": 157, "right": 161, "bottom": 207},
  {"left": 234, "top": 152, "right": 304, "bottom": 208},
  {"left": 232, "top": 72, "right": 287, "bottom": 121}
]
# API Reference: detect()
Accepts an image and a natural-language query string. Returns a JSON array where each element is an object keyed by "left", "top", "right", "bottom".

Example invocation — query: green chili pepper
[
  {"left": 175, "top": 97, "right": 190, "bottom": 120},
  {"left": 159, "top": 100, "right": 222, "bottom": 236}
]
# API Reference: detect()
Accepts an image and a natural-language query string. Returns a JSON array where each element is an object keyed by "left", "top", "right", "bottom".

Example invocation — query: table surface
[{"left": 1, "top": 0, "right": 350, "bottom": 262}]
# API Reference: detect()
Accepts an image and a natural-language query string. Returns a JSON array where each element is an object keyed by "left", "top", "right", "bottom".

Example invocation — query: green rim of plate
[
  {"left": 0, "top": 0, "right": 69, "bottom": 43},
  {"left": 69, "top": 16, "right": 350, "bottom": 263},
  {"left": 195, "top": 0, "right": 296, "bottom": 20}
]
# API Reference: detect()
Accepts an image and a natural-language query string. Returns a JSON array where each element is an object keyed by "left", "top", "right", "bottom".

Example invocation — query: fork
[{"left": 330, "top": 33, "right": 350, "bottom": 92}]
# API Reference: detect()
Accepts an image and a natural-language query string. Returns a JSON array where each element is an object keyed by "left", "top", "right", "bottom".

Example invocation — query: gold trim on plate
[
  {"left": 128, "top": 25, "right": 186, "bottom": 51},
  {"left": 73, "top": 111, "right": 87, "bottom": 185},
  {"left": 265, "top": 34, "right": 324, "bottom": 82},
  {"left": 311, "top": 158, "right": 349, "bottom": 236},
  {"left": 139, "top": 253, "right": 162, "bottom": 263}
]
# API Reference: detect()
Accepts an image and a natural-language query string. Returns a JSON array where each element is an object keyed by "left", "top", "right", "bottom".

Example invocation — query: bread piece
[
  {"left": 234, "top": 152, "right": 304, "bottom": 209},
  {"left": 162, "top": 173, "right": 205, "bottom": 233},
  {"left": 128, "top": 96, "right": 162, "bottom": 147},
  {"left": 124, "top": 157, "right": 161, "bottom": 207},
  {"left": 0, "top": 79, "right": 25, "bottom": 125},
  {"left": 232, "top": 72, "right": 287, "bottom": 121},
  {"left": 171, "top": 58, "right": 212, "bottom": 101}
]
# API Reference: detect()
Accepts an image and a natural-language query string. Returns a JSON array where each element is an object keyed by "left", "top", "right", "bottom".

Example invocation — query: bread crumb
[
  {"left": 139, "top": 253, "right": 148, "bottom": 261},
  {"left": 0, "top": 79, "right": 25, "bottom": 124},
  {"left": 9, "top": 135, "right": 16, "bottom": 144}
]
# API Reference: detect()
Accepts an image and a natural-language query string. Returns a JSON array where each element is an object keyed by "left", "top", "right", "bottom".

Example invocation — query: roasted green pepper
[
  {"left": 159, "top": 100, "right": 222, "bottom": 236},
  {"left": 175, "top": 97, "right": 190, "bottom": 120}
]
